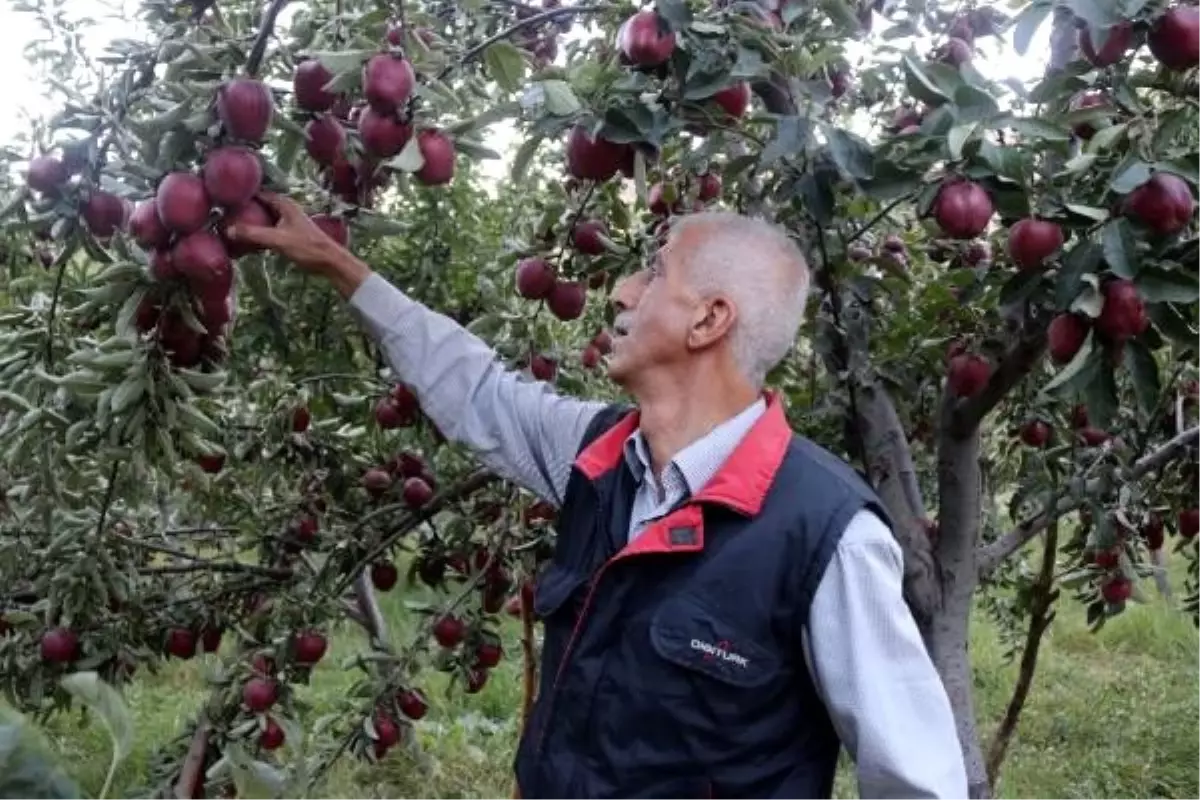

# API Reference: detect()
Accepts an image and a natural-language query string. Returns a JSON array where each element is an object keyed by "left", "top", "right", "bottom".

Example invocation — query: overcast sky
[{"left": 0, "top": 0, "right": 1053, "bottom": 181}]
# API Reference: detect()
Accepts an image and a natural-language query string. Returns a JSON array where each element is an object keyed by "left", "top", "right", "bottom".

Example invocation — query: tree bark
[{"left": 932, "top": 392, "right": 990, "bottom": 798}]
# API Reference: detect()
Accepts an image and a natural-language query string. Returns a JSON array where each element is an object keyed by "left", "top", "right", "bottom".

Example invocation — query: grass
[{"left": 14, "top": 550, "right": 1200, "bottom": 799}]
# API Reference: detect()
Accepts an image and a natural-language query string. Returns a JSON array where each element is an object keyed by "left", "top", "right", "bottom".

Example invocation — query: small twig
[
  {"left": 245, "top": 0, "right": 291, "bottom": 77},
  {"left": 843, "top": 193, "right": 914, "bottom": 245},
  {"left": 435, "top": 5, "right": 605, "bottom": 81},
  {"left": 139, "top": 561, "right": 294, "bottom": 579},
  {"left": 94, "top": 461, "right": 121, "bottom": 538},
  {"left": 42, "top": 253, "right": 70, "bottom": 366}
]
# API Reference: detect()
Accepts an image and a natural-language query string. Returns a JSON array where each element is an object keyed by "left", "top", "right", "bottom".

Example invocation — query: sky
[{"left": 0, "top": 0, "right": 1054, "bottom": 182}]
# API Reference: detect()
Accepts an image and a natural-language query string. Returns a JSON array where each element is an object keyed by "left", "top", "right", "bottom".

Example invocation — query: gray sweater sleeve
[{"left": 346, "top": 272, "right": 609, "bottom": 505}]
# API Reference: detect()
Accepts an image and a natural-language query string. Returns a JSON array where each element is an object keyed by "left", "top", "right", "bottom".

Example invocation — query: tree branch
[
  {"left": 435, "top": 4, "right": 606, "bottom": 81},
  {"left": 329, "top": 469, "right": 498, "bottom": 596},
  {"left": 172, "top": 718, "right": 210, "bottom": 799},
  {"left": 245, "top": 0, "right": 290, "bottom": 77},
  {"left": 352, "top": 571, "right": 389, "bottom": 649},
  {"left": 977, "top": 425, "right": 1200, "bottom": 575},
  {"left": 986, "top": 521, "right": 1060, "bottom": 786},
  {"left": 843, "top": 193, "right": 915, "bottom": 245},
  {"left": 949, "top": 319, "right": 1048, "bottom": 438}
]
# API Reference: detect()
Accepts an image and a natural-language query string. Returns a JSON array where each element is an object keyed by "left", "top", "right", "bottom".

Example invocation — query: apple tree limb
[{"left": 977, "top": 425, "right": 1200, "bottom": 576}]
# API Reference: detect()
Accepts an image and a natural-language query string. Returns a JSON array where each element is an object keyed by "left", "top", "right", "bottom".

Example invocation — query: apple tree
[{"left": 0, "top": 0, "right": 1196, "bottom": 797}]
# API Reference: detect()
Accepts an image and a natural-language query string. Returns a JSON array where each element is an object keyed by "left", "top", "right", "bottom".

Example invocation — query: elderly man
[{"left": 229, "top": 198, "right": 968, "bottom": 799}]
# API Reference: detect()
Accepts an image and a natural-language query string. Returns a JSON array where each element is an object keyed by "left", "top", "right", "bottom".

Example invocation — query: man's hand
[{"left": 226, "top": 192, "right": 371, "bottom": 297}]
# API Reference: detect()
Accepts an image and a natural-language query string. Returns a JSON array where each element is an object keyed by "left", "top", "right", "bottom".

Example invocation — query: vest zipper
[{"left": 533, "top": 559, "right": 613, "bottom": 756}]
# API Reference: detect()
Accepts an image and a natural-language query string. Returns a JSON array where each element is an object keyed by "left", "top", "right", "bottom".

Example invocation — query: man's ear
[{"left": 687, "top": 295, "right": 737, "bottom": 350}]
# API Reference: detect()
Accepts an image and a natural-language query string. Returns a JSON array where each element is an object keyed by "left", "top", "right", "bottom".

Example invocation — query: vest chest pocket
[{"left": 648, "top": 595, "right": 784, "bottom": 692}]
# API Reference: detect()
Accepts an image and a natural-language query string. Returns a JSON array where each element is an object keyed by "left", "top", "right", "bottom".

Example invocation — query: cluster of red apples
[{"left": 294, "top": 22, "right": 456, "bottom": 205}]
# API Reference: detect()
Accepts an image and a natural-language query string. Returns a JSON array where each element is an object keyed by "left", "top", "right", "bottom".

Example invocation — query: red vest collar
[{"left": 574, "top": 391, "right": 792, "bottom": 516}]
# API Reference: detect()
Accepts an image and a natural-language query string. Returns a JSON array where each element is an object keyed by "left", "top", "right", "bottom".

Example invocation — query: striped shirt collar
[{"left": 622, "top": 397, "right": 768, "bottom": 496}]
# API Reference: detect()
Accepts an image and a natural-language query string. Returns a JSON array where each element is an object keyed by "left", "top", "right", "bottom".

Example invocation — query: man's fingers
[
  {"left": 255, "top": 191, "right": 302, "bottom": 222},
  {"left": 226, "top": 223, "right": 287, "bottom": 250}
]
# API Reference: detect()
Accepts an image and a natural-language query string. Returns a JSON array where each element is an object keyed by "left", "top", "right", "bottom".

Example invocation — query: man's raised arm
[{"left": 227, "top": 193, "right": 609, "bottom": 505}]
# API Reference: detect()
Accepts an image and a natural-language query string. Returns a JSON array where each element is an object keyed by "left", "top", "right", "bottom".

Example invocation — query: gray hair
[{"left": 670, "top": 212, "right": 811, "bottom": 389}]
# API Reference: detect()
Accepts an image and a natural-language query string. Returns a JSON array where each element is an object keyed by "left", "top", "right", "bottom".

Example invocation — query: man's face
[{"left": 606, "top": 225, "right": 706, "bottom": 387}]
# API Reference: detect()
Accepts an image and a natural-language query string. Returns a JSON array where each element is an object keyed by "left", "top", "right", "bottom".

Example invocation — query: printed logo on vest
[{"left": 690, "top": 638, "right": 749, "bottom": 668}]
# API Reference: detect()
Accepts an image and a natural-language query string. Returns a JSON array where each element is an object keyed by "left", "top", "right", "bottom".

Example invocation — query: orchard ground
[{"left": 18, "top": 538, "right": 1198, "bottom": 800}]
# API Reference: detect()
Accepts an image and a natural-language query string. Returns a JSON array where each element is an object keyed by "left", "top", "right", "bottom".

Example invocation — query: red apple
[
  {"left": 243, "top": 677, "right": 278, "bottom": 711},
  {"left": 432, "top": 615, "right": 465, "bottom": 647},
  {"left": 617, "top": 10, "right": 676, "bottom": 67},
  {"left": 1179, "top": 508, "right": 1199, "bottom": 539},
  {"left": 1096, "top": 279, "right": 1148, "bottom": 344},
  {"left": 293, "top": 630, "right": 327, "bottom": 665},
  {"left": 1149, "top": 6, "right": 1199, "bottom": 70},
  {"left": 1047, "top": 313, "right": 1089, "bottom": 365},
  {"left": 947, "top": 353, "right": 991, "bottom": 398},
  {"left": 933, "top": 180, "right": 993, "bottom": 239},
  {"left": 1019, "top": 420, "right": 1052, "bottom": 448},
  {"left": 1123, "top": 172, "right": 1195, "bottom": 236},
  {"left": 1006, "top": 218, "right": 1064, "bottom": 270}
]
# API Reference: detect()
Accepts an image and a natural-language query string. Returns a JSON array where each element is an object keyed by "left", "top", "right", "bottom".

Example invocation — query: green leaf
[
  {"left": 60, "top": 672, "right": 132, "bottom": 760},
  {"left": 1101, "top": 218, "right": 1138, "bottom": 278},
  {"left": 312, "top": 49, "right": 374, "bottom": 76},
  {"left": 1086, "top": 122, "right": 1128, "bottom": 152},
  {"left": 824, "top": 126, "right": 873, "bottom": 180},
  {"left": 902, "top": 55, "right": 950, "bottom": 106},
  {"left": 760, "top": 116, "right": 811, "bottom": 166},
  {"left": 441, "top": 102, "right": 516, "bottom": 136},
  {"left": 110, "top": 375, "right": 147, "bottom": 414},
  {"left": 322, "top": 67, "right": 363, "bottom": 95},
  {"left": 1136, "top": 266, "right": 1199, "bottom": 303},
  {"left": 541, "top": 80, "right": 581, "bottom": 116},
  {"left": 1063, "top": 202, "right": 1109, "bottom": 222},
  {"left": 1056, "top": 153, "right": 1098, "bottom": 178},
  {"left": 511, "top": 134, "right": 543, "bottom": 183},
  {"left": 947, "top": 122, "right": 978, "bottom": 160},
  {"left": 1056, "top": 239, "right": 1099, "bottom": 309},
  {"left": 1126, "top": 339, "right": 1160, "bottom": 418},
  {"left": 1071, "top": 280, "right": 1105, "bottom": 318},
  {"left": 1041, "top": 330, "right": 1096, "bottom": 395},
  {"left": 453, "top": 139, "right": 501, "bottom": 160},
  {"left": 0, "top": 717, "right": 83, "bottom": 799},
  {"left": 1005, "top": 116, "right": 1071, "bottom": 143},
  {"left": 483, "top": 41, "right": 526, "bottom": 93},
  {"left": 385, "top": 136, "right": 425, "bottom": 173},
  {"left": 1082, "top": 353, "right": 1119, "bottom": 430},
  {"left": 1109, "top": 159, "right": 1152, "bottom": 194},
  {"left": 1066, "top": 0, "right": 1121, "bottom": 30},
  {"left": 998, "top": 267, "right": 1045, "bottom": 307},
  {"left": 1147, "top": 303, "right": 1197, "bottom": 350},
  {"left": 1012, "top": 0, "right": 1053, "bottom": 54},
  {"left": 655, "top": 0, "right": 694, "bottom": 30}
]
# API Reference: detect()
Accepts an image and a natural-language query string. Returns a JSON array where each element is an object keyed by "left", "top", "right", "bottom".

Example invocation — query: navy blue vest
[{"left": 514, "top": 395, "right": 893, "bottom": 798}]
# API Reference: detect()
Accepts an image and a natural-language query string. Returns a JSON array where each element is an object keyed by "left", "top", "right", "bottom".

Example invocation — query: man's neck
[{"left": 635, "top": 381, "right": 761, "bottom": 478}]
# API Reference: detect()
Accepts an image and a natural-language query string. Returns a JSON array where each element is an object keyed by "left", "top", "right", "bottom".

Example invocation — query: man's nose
[{"left": 610, "top": 270, "right": 646, "bottom": 315}]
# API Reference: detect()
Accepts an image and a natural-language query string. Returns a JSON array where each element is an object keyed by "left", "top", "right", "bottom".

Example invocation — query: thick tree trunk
[{"left": 933, "top": 393, "right": 989, "bottom": 798}]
